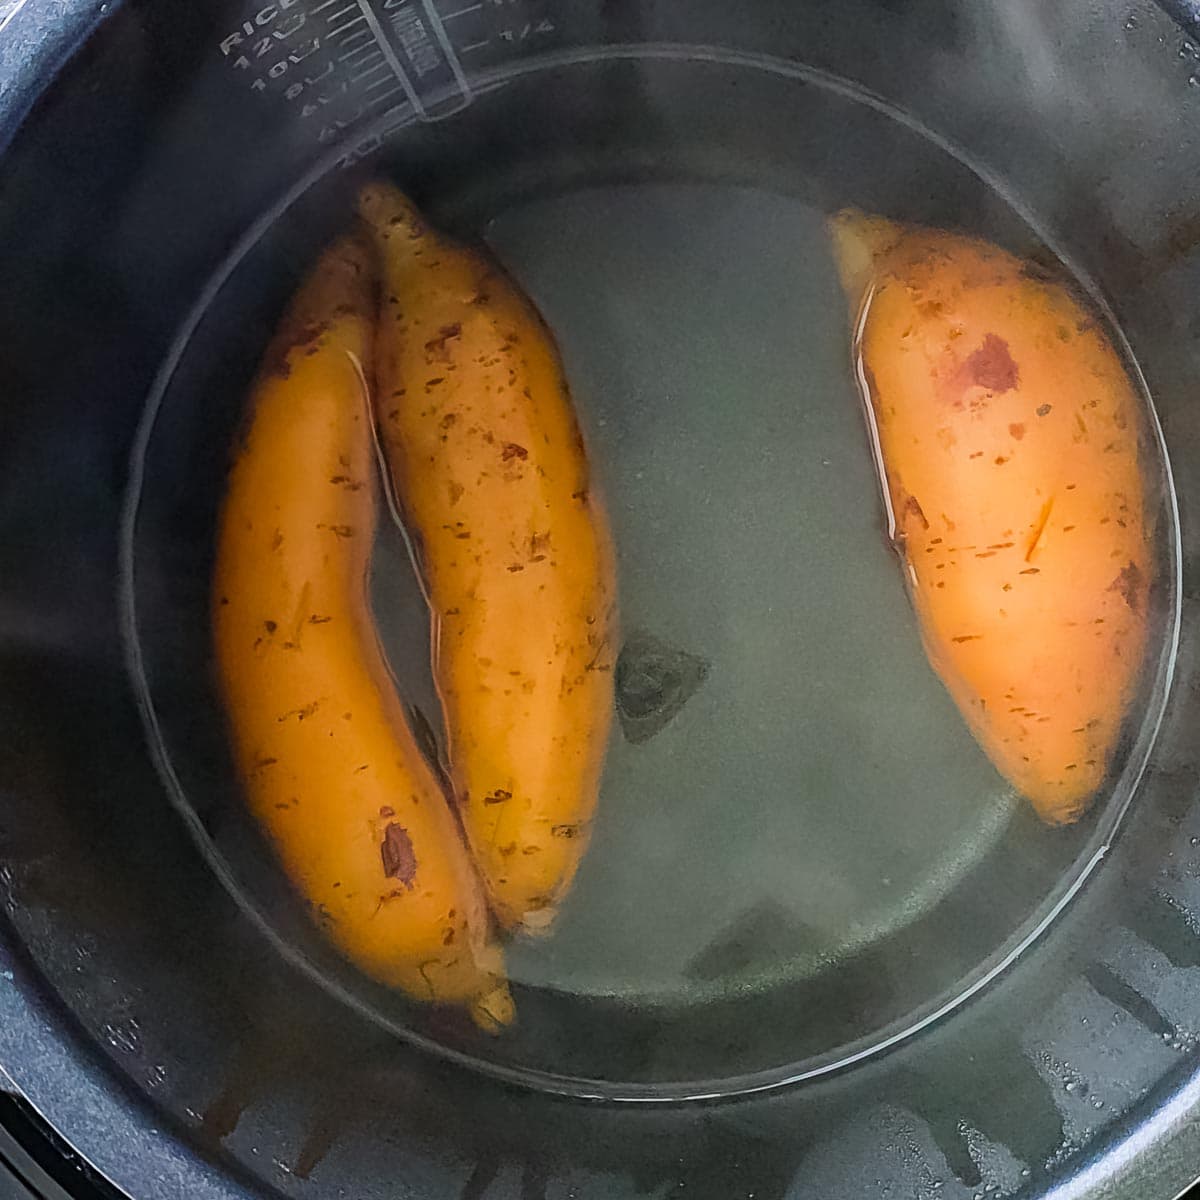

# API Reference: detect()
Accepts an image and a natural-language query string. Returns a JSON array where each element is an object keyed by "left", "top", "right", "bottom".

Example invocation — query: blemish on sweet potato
[
  {"left": 380, "top": 823, "right": 418, "bottom": 888},
  {"left": 1108, "top": 561, "right": 1143, "bottom": 613},
  {"left": 904, "top": 494, "right": 930, "bottom": 530},
  {"left": 965, "top": 333, "right": 1019, "bottom": 393}
]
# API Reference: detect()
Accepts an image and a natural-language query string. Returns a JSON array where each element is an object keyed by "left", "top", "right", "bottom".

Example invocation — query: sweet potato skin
[
  {"left": 359, "top": 183, "right": 618, "bottom": 932},
  {"left": 830, "top": 210, "right": 1151, "bottom": 824},
  {"left": 213, "top": 234, "right": 512, "bottom": 1027}
]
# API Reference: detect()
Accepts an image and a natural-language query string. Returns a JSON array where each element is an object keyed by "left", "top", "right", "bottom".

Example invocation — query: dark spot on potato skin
[
  {"left": 904, "top": 494, "right": 930, "bottom": 530},
  {"left": 1108, "top": 560, "right": 1143, "bottom": 613},
  {"left": 381, "top": 823, "right": 418, "bottom": 888},
  {"left": 424, "top": 323, "right": 462, "bottom": 363},
  {"left": 964, "top": 333, "right": 1019, "bottom": 393}
]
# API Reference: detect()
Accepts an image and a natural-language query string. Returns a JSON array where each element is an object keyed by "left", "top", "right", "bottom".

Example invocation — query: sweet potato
[
  {"left": 212, "top": 234, "right": 512, "bottom": 1027},
  {"left": 829, "top": 210, "right": 1152, "bottom": 824},
  {"left": 359, "top": 182, "right": 618, "bottom": 933}
]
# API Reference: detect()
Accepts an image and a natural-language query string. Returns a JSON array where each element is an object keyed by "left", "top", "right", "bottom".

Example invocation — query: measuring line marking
[
  {"left": 354, "top": 0, "right": 415, "bottom": 89},
  {"left": 340, "top": 47, "right": 381, "bottom": 64},
  {"left": 441, "top": 2, "right": 482, "bottom": 18},
  {"left": 325, "top": 2, "right": 358, "bottom": 22},
  {"left": 327, "top": 20, "right": 366, "bottom": 41},
  {"left": 332, "top": 25, "right": 372, "bottom": 47},
  {"left": 367, "top": 84, "right": 406, "bottom": 107},
  {"left": 327, "top": 14, "right": 367, "bottom": 36},
  {"left": 351, "top": 59, "right": 390, "bottom": 81},
  {"left": 459, "top": 38, "right": 488, "bottom": 51},
  {"left": 352, "top": 0, "right": 473, "bottom": 121},
  {"left": 311, "top": 0, "right": 343, "bottom": 11},
  {"left": 339, "top": 41, "right": 381, "bottom": 62}
]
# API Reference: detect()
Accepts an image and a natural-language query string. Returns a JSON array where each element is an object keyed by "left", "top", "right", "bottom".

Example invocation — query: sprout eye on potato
[{"left": 830, "top": 209, "right": 1152, "bottom": 825}]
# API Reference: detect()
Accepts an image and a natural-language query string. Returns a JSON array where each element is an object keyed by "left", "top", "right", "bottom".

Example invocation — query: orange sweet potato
[
  {"left": 359, "top": 183, "right": 618, "bottom": 933},
  {"left": 212, "top": 235, "right": 512, "bottom": 1028},
  {"left": 829, "top": 210, "right": 1152, "bottom": 824}
]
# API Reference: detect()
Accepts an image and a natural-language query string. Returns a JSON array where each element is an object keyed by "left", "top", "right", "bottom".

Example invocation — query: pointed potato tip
[
  {"left": 1030, "top": 793, "right": 1089, "bottom": 827},
  {"left": 827, "top": 208, "right": 906, "bottom": 305},
  {"left": 514, "top": 906, "right": 558, "bottom": 937},
  {"left": 357, "top": 180, "right": 424, "bottom": 236},
  {"left": 323, "top": 230, "right": 373, "bottom": 279},
  {"left": 470, "top": 982, "right": 516, "bottom": 1034},
  {"left": 282, "top": 231, "right": 373, "bottom": 333}
]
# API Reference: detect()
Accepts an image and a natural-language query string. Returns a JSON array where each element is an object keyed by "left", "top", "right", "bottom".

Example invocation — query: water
[{"left": 124, "top": 51, "right": 1178, "bottom": 1097}]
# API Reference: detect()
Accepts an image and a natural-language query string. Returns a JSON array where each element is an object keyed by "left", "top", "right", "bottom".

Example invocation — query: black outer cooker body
[{"left": 6, "top": 2, "right": 1200, "bottom": 1198}]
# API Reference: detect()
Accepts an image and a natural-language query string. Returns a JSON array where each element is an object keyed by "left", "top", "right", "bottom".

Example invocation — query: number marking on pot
[{"left": 214, "top": 0, "right": 561, "bottom": 150}]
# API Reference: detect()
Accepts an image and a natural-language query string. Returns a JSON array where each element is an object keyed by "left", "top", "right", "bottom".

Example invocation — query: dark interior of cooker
[{"left": 6, "top": 0, "right": 1200, "bottom": 1194}]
